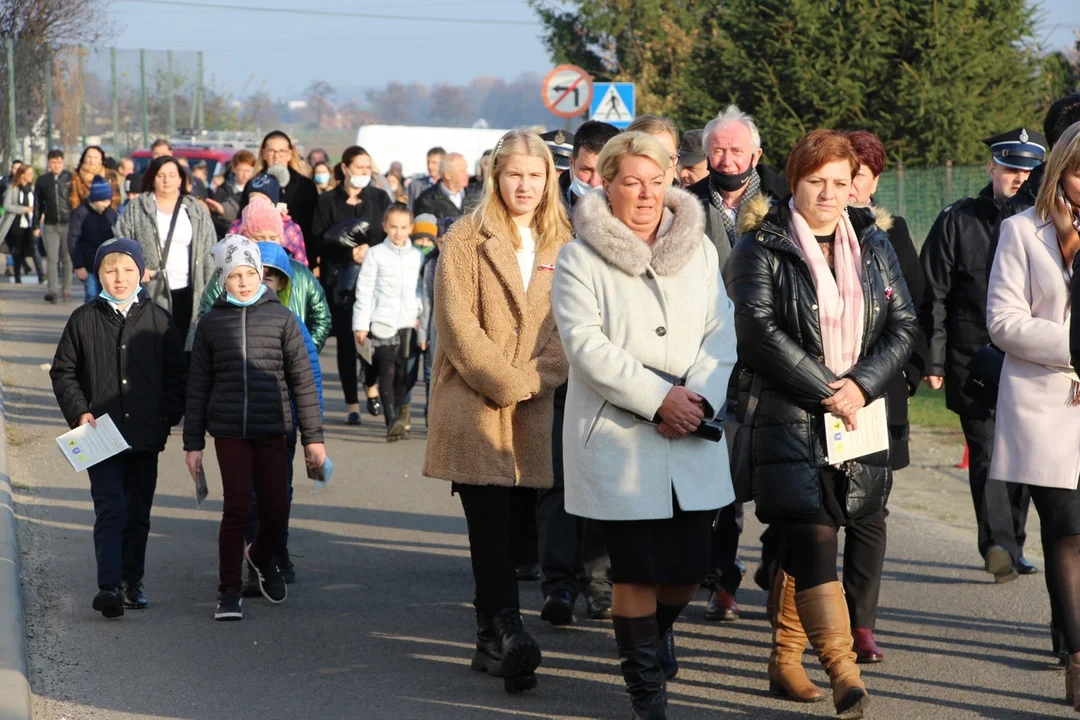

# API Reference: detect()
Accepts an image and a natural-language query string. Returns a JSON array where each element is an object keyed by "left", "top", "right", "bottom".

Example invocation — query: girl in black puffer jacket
[
  {"left": 183, "top": 235, "right": 325, "bottom": 622},
  {"left": 726, "top": 131, "right": 916, "bottom": 719}
]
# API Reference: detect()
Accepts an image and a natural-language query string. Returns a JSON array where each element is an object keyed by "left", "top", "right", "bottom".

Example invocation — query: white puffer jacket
[{"left": 352, "top": 239, "right": 423, "bottom": 334}]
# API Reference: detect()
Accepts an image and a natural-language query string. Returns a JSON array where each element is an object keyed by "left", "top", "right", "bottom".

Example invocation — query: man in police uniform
[
  {"left": 541, "top": 129, "right": 574, "bottom": 181},
  {"left": 920, "top": 127, "right": 1047, "bottom": 582}
]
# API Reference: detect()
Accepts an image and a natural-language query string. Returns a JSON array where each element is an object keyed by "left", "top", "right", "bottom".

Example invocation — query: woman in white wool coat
[
  {"left": 552, "top": 131, "right": 737, "bottom": 719},
  {"left": 989, "top": 121, "right": 1080, "bottom": 710}
]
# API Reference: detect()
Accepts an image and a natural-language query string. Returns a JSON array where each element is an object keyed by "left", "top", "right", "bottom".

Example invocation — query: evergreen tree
[
  {"left": 534, "top": 0, "right": 1048, "bottom": 167},
  {"left": 528, "top": 0, "right": 708, "bottom": 120}
]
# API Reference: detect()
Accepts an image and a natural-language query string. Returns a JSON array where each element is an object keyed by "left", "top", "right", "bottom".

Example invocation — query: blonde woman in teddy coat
[
  {"left": 423, "top": 129, "right": 572, "bottom": 695},
  {"left": 553, "top": 131, "right": 738, "bottom": 719}
]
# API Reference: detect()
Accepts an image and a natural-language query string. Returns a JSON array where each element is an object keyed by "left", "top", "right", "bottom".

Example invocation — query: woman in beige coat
[
  {"left": 988, "top": 121, "right": 1080, "bottom": 709},
  {"left": 423, "top": 129, "right": 572, "bottom": 695},
  {"left": 553, "top": 131, "right": 737, "bottom": 718}
]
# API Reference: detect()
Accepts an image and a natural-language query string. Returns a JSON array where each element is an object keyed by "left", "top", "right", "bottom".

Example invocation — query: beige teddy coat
[{"left": 423, "top": 215, "right": 569, "bottom": 488}]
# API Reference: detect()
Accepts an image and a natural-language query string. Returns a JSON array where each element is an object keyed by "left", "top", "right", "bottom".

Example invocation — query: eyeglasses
[
  {"left": 266, "top": 147, "right": 292, "bottom": 157},
  {"left": 669, "top": 154, "right": 679, "bottom": 166}
]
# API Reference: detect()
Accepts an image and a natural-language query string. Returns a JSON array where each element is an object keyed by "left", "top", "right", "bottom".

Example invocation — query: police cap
[
  {"left": 982, "top": 127, "right": 1048, "bottom": 170},
  {"left": 540, "top": 129, "right": 574, "bottom": 171}
]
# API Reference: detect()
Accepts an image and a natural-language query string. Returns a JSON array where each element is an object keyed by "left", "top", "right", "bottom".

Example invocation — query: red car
[{"left": 130, "top": 146, "right": 237, "bottom": 180}]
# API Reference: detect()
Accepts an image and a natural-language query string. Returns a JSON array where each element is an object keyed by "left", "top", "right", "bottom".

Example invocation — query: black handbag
[
  {"left": 724, "top": 372, "right": 762, "bottom": 504},
  {"left": 963, "top": 343, "right": 1005, "bottom": 408}
]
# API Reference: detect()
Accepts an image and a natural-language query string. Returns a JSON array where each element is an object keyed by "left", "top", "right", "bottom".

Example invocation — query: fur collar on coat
[
  {"left": 572, "top": 185, "right": 706, "bottom": 276},
  {"left": 736, "top": 193, "right": 894, "bottom": 239}
]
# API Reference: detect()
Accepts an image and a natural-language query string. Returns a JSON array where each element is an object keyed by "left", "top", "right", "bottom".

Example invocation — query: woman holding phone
[{"left": 997, "top": 121, "right": 1080, "bottom": 708}]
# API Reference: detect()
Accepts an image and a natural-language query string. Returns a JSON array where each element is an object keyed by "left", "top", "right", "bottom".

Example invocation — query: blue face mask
[
  {"left": 314, "top": 172, "right": 331, "bottom": 185},
  {"left": 99, "top": 287, "right": 138, "bottom": 306},
  {"left": 225, "top": 283, "right": 268, "bottom": 307}
]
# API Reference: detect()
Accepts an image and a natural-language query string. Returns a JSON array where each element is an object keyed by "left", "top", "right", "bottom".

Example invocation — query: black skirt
[
  {"left": 596, "top": 494, "right": 714, "bottom": 585},
  {"left": 1029, "top": 485, "right": 1080, "bottom": 542}
]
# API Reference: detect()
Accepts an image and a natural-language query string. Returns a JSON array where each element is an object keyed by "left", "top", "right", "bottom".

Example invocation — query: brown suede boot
[
  {"left": 767, "top": 571, "right": 825, "bottom": 703},
  {"left": 795, "top": 581, "right": 869, "bottom": 719},
  {"left": 1065, "top": 652, "right": 1080, "bottom": 710}
]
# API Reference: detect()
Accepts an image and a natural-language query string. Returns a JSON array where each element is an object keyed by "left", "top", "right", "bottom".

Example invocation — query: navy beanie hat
[
  {"left": 89, "top": 175, "right": 112, "bottom": 202},
  {"left": 94, "top": 237, "right": 146, "bottom": 277},
  {"left": 248, "top": 172, "right": 281, "bottom": 205}
]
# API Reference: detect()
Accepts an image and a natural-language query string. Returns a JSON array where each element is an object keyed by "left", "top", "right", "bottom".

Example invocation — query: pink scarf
[{"left": 788, "top": 198, "right": 864, "bottom": 375}]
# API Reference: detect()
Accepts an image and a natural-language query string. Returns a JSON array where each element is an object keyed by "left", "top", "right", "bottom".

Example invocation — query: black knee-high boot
[
  {"left": 655, "top": 602, "right": 685, "bottom": 680},
  {"left": 613, "top": 614, "right": 666, "bottom": 719}
]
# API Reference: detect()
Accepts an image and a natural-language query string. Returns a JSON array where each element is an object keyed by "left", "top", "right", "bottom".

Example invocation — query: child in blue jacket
[{"left": 240, "top": 241, "right": 325, "bottom": 596}]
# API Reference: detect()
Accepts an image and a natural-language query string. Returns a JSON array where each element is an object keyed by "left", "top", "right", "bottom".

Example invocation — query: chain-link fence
[
  {"left": 0, "top": 40, "right": 231, "bottom": 167},
  {"left": 875, "top": 163, "right": 990, "bottom": 250}
]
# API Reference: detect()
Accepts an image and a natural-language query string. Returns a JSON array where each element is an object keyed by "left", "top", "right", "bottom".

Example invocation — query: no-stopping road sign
[{"left": 542, "top": 64, "right": 593, "bottom": 119}]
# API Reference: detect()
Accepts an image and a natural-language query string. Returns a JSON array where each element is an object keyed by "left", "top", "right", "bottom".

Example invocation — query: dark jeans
[
  {"left": 843, "top": 510, "right": 887, "bottom": 628},
  {"left": 331, "top": 301, "right": 378, "bottom": 406},
  {"left": 456, "top": 483, "right": 520, "bottom": 614},
  {"left": 215, "top": 436, "right": 289, "bottom": 593},
  {"left": 245, "top": 431, "right": 296, "bottom": 552},
  {"left": 87, "top": 451, "right": 159, "bottom": 588},
  {"left": 706, "top": 501, "right": 744, "bottom": 594},
  {"left": 960, "top": 414, "right": 1028, "bottom": 560},
  {"left": 537, "top": 392, "right": 611, "bottom": 600},
  {"left": 373, "top": 329, "right": 412, "bottom": 412}
]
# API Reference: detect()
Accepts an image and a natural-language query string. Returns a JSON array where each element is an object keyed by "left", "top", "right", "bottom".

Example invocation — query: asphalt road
[{"left": 0, "top": 281, "right": 1071, "bottom": 719}]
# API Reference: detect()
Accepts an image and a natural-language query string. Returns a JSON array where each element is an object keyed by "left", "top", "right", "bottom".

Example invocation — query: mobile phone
[{"left": 1065, "top": 183, "right": 1080, "bottom": 231}]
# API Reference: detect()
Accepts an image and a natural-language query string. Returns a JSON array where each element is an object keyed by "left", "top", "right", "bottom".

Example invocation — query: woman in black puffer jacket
[
  {"left": 183, "top": 235, "right": 325, "bottom": 621},
  {"left": 726, "top": 130, "right": 916, "bottom": 719}
]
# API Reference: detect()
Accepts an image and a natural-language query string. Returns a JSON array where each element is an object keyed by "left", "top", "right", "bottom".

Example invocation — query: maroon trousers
[{"left": 214, "top": 436, "right": 289, "bottom": 593}]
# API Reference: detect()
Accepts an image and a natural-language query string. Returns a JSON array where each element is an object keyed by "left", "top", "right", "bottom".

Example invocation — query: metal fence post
[
  {"left": 78, "top": 48, "right": 87, "bottom": 148},
  {"left": 945, "top": 159, "right": 954, "bottom": 206},
  {"left": 44, "top": 47, "right": 52, "bottom": 151},
  {"left": 197, "top": 50, "right": 205, "bottom": 129},
  {"left": 111, "top": 47, "right": 120, "bottom": 156},
  {"left": 166, "top": 50, "right": 175, "bottom": 136},
  {"left": 896, "top": 161, "right": 905, "bottom": 218},
  {"left": 6, "top": 38, "right": 16, "bottom": 165},
  {"left": 140, "top": 49, "right": 148, "bottom": 148}
]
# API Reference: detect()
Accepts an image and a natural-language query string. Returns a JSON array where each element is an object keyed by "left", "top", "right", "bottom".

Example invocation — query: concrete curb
[{"left": 0, "top": 374, "right": 33, "bottom": 719}]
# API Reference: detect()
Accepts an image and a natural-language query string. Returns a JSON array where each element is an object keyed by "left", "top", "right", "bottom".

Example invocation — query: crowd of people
[{"left": 0, "top": 89, "right": 1076, "bottom": 718}]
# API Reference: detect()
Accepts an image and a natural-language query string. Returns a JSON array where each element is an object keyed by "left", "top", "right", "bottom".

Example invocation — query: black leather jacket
[{"left": 725, "top": 197, "right": 917, "bottom": 522}]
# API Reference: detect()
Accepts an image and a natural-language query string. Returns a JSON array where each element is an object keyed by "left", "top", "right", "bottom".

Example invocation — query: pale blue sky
[{"left": 106, "top": 0, "right": 1079, "bottom": 100}]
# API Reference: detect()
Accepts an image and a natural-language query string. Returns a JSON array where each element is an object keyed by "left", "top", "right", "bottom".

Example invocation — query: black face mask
[{"left": 709, "top": 163, "right": 755, "bottom": 193}]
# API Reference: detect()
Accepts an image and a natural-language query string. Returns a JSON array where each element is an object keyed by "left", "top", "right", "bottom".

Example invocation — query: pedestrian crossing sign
[{"left": 590, "top": 83, "right": 635, "bottom": 129}]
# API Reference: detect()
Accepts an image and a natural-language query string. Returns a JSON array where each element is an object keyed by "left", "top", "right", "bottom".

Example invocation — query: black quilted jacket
[
  {"left": 183, "top": 291, "right": 323, "bottom": 451},
  {"left": 51, "top": 291, "right": 187, "bottom": 452},
  {"left": 725, "top": 197, "right": 917, "bottom": 522}
]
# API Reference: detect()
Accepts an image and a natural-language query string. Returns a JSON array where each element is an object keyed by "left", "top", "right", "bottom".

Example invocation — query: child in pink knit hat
[{"left": 233, "top": 198, "right": 309, "bottom": 268}]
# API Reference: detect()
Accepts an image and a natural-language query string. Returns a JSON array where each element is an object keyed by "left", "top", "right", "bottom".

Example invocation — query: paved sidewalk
[{"left": 0, "top": 281, "right": 1069, "bottom": 719}]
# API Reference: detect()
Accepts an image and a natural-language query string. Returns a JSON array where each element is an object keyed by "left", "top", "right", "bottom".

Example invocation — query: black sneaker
[
  {"left": 346, "top": 411, "right": 362, "bottom": 426},
  {"left": 275, "top": 547, "right": 296, "bottom": 584},
  {"left": 214, "top": 591, "right": 243, "bottom": 621},
  {"left": 92, "top": 586, "right": 124, "bottom": 618},
  {"left": 122, "top": 580, "right": 148, "bottom": 609},
  {"left": 246, "top": 545, "right": 287, "bottom": 603},
  {"left": 241, "top": 564, "right": 262, "bottom": 598},
  {"left": 367, "top": 397, "right": 383, "bottom": 416}
]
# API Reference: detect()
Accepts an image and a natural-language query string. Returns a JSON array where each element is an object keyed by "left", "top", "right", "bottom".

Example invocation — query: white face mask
[
  {"left": 349, "top": 174, "right": 371, "bottom": 190},
  {"left": 569, "top": 176, "right": 592, "bottom": 198}
]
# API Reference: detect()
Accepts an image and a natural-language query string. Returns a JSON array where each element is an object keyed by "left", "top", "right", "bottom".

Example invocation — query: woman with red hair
[{"left": 727, "top": 129, "right": 917, "bottom": 718}]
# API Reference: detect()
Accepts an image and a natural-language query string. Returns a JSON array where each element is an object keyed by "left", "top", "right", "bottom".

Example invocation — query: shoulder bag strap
[{"left": 158, "top": 198, "right": 183, "bottom": 273}]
